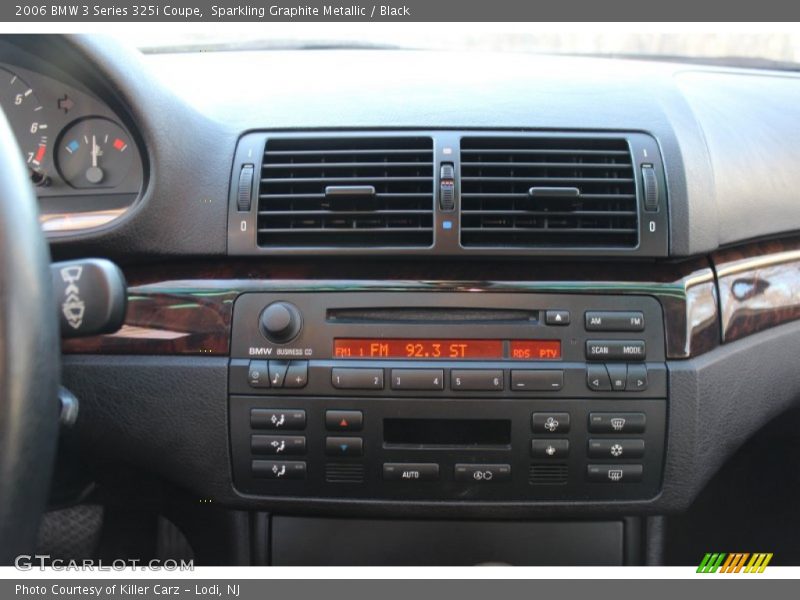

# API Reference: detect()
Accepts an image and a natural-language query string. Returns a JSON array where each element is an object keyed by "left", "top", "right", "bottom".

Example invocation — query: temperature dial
[{"left": 57, "top": 118, "right": 134, "bottom": 189}]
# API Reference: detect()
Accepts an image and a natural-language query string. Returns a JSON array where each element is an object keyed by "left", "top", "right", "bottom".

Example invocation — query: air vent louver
[
  {"left": 460, "top": 137, "right": 638, "bottom": 248},
  {"left": 257, "top": 137, "right": 434, "bottom": 247},
  {"left": 529, "top": 464, "right": 569, "bottom": 485}
]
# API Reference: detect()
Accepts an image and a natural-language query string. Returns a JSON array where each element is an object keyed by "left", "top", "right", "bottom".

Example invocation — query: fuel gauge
[{"left": 57, "top": 118, "right": 134, "bottom": 189}]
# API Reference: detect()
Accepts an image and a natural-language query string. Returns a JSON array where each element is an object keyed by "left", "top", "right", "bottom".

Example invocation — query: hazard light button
[{"left": 325, "top": 410, "right": 363, "bottom": 432}]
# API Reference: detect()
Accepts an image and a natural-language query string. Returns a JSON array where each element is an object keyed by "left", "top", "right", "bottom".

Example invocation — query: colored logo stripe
[
  {"left": 745, "top": 553, "right": 773, "bottom": 573},
  {"left": 697, "top": 552, "right": 773, "bottom": 573},
  {"left": 697, "top": 553, "right": 726, "bottom": 573}
]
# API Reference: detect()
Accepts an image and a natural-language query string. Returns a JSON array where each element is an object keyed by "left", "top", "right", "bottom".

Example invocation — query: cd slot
[{"left": 326, "top": 307, "right": 539, "bottom": 324}]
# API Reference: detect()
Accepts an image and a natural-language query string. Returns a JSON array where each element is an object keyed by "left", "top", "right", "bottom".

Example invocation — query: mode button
[{"left": 586, "top": 340, "right": 646, "bottom": 361}]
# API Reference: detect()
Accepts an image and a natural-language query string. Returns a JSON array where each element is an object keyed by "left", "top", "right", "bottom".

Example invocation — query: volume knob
[{"left": 259, "top": 302, "right": 302, "bottom": 343}]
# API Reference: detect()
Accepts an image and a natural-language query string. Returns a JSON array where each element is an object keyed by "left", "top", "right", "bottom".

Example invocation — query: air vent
[
  {"left": 529, "top": 464, "right": 569, "bottom": 485},
  {"left": 325, "top": 463, "right": 366, "bottom": 484},
  {"left": 460, "top": 136, "right": 638, "bottom": 248},
  {"left": 257, "top": 137, "right": 434, "bottom": 247}
]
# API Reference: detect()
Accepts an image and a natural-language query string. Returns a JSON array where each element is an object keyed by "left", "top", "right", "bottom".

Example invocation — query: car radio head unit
[{"left": 228, "top": 291, "right": 667, "bottom": 504}]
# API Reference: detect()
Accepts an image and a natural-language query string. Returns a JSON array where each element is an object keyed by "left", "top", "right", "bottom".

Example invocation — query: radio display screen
[
  {"left": 333, "top": 338, "right": 561, "bottom": 360},
  {"left": 509, "top": 340, "right": 562, "bottom": 359}
]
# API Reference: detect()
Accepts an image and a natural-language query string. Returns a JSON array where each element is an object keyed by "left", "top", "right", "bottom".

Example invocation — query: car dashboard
[{"left": 2, "top": 33, "right": 800, "bottom": 566}]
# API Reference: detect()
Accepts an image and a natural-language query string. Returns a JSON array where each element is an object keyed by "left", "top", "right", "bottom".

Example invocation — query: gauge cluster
[{"left": 0, "top": 61, "right": 144, "bottom": 235}]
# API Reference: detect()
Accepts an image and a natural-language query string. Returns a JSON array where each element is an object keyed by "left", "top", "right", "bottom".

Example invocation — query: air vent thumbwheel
[{"left": 259, "top": 302, "right": 302, "bottom": 343}]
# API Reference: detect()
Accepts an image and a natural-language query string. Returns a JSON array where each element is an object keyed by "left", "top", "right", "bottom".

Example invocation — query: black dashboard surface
[
  {"left": 3, "top": 33, "right": 800, "bottom": 524},
  {"left": 3, "top": 34, "right": 800, "bottom": 259}
]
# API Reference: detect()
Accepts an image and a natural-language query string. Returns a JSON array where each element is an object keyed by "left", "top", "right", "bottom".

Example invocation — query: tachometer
[{"left": 0, "top": 67, "right": 50, "bottom": 184}]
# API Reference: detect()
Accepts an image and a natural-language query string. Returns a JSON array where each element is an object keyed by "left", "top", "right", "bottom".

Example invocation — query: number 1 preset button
[{"left": 331, "top": 368, "right": 384, "bottom": 390}]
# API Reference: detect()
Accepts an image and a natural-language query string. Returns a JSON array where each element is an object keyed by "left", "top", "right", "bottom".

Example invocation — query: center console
[{"left": 229, "top": 291, "right": 667, "bottom": 503}]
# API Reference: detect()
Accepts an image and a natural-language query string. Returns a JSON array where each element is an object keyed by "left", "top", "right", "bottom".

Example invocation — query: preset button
[
  {"left": 391, "top": 369, "right": 444, "bottom": 391},
  {"left": 331, "top": 368, "right": 384, "bottom": 390},
  {"left": 511, "top": 370, "right": 563, "bottom": 391},
  {"left": 451, "top": 369, "right": 504, "bottom": 391}
]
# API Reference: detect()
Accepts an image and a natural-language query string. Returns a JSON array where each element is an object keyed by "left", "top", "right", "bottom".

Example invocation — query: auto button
[{"left": 383, "top": 463, "right": 439, "bottom": 481}]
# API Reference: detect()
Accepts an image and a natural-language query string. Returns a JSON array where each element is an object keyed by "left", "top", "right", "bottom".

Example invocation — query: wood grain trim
[
  {"left": 659, "top": 264, "right": 719, "bottom": 359},
  {"left": 714, "top": 237, "right": 800, "bottom": 344},
  {"left": 61, "top": 258, "right": 720, "bottom": 359},
  {"left": 61, "top": 279, "right": 237, "bottom": 355}
]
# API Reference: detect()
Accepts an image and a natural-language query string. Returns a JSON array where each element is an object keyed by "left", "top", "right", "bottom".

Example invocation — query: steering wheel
[{"left": 0, "top": 108, "right": 60, "bottom": 563}]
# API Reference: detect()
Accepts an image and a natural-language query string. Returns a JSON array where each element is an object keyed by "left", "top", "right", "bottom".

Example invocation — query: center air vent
[
  {"left": 257, "top": 137, "right": 434, "bottom": 247},
  {"left": 460, "top": 136, "right": 639, "bottom": 248}
]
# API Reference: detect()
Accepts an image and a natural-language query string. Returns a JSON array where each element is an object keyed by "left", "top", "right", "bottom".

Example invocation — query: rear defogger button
[{"left": 586, "top": 340, "right": 646, "bottom": 361}]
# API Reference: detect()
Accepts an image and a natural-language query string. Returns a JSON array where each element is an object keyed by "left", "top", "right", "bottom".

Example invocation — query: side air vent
[
  {"left": 460, "top": 137, "right": 638, "bottom": 248},
  {"left": 257, "top": 137, "right": 434, "bottom": 247}
]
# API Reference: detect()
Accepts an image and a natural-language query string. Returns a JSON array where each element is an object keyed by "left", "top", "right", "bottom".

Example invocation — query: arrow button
[
  {"left": 326, "top": 436, "right": 363, "bottom": 457},
  {"left": 626, "top": 364, "right": 648, "bottom": 391},
  {"left": 325, "top": 410, "right": 363, "bottom": 432},
  {"left": 586, "top": 364, "right": 611, "bottom": 391}
]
